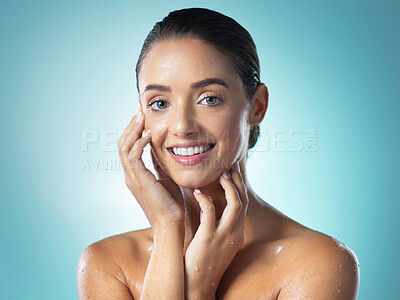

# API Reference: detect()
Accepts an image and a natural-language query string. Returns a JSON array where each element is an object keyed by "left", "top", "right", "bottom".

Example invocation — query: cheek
[
  {"left": 145, "top": 115, "right": 167, "bottom": 149},
  {"left": 213, "top": 113, "right": 247, "bottom": 153}
]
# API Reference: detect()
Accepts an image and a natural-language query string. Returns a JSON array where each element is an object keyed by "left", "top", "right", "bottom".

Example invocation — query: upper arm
[
  {"left": 77, "top": 242, "right": 134, "bottom": 300},
  {"left": 279, "top": 237, "right": 360, "bottom": 300}
]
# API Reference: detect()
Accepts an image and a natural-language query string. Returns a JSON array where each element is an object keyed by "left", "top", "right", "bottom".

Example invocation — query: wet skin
[{"left": 77, "top": 38, "right": 359, "bottom": 299}]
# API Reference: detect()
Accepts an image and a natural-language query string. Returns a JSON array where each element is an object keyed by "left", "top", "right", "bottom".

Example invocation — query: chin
[{"left": 170, "top": 169, "right": 220, "bottom": 189}]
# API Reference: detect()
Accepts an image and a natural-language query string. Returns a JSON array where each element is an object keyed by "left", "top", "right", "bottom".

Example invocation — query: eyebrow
[
  {"left": 191, "top": 78, "right": 229, "bottom": 89},
  {"left": 143, "top": 78, "right": 229, "bottom": 95}
]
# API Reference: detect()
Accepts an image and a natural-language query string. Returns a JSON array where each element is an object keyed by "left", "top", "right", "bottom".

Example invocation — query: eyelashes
[
  {"left": 147, "top": 99, "right": 170, "bottom": 111},
  {"left": 147, "top": 95, "right": 224, "bottom": 112},
  {"left": 198, "top": 95, "right": 223, "bottom": 106}
]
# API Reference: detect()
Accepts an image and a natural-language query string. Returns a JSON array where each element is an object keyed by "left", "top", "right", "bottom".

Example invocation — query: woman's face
[{"left": 138, "top": 38, "right": 250, "bottom": 188}]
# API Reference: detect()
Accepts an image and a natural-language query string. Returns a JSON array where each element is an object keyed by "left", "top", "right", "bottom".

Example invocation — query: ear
[{"left": 249, "top": 83, "right": 269, "bottom": 126}]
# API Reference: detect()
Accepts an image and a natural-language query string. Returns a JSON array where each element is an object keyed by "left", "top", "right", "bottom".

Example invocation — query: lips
[{"left": 167, "top": 143, "right": 216, "bottom": 165}]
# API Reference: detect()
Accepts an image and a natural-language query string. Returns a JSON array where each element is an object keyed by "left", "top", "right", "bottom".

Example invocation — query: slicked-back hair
[{"left": 135, "top": 8, "right": 261, "bottom": 149}]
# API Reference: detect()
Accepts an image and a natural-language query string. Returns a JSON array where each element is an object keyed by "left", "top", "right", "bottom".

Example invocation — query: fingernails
[
  {"left": 222, "top": 170, "right": 229, "bottom": 179},
  {"left": 143, "top": 129, "right": 151, "bottom": 137},
  {"left": 136, "top": 111, "right": 143, "bottom": 124},
  {"left": 194, "top": 188, "right": 201, "bottom": 194},
  {"left": 234, "top": 161, "right": 240, "bottom": 172}
]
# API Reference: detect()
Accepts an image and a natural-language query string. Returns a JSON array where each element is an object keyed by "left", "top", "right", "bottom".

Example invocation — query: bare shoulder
[
  {"left": 278, "top": 228, "right": 360, "bottom": 299},
  {"left": 77, "top": 228, "right": 153, "bottom": 299}
]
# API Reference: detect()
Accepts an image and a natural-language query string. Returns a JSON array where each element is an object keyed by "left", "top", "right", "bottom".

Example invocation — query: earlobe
[{"left": 249, "top": 83, "right": 269, "bottom": 126}]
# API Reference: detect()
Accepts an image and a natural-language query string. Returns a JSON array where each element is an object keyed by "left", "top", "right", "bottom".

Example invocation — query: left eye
[{"left": 199, "top": 96, "right": 222, "bottom": 106}]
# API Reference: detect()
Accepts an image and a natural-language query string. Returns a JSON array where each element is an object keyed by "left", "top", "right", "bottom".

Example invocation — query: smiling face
[{"left": 138, "top": 38, "right": 251, "bottom": 188}]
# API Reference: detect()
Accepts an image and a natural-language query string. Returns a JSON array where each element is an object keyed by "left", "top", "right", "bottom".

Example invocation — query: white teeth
[
  {"left": 187, "top": 147, "right": 194, "bottom": 156},
  {"left": 172, "top": 144, "right": 213, "bottom": 156}
]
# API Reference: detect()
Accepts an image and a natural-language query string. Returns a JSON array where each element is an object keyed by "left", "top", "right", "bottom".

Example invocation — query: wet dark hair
[{"left": 135, "top": 7, "right": 261, "bottom": 149}]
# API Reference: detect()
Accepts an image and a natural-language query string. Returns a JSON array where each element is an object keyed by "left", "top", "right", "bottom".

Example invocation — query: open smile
[{"left": 167, "top": 143, "right": 216, "bottom": 165}]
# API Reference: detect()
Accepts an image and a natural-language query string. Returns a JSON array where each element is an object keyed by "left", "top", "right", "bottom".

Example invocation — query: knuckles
[
  {"left": 131, "top": 141, "right": 140, "bottom": 154},
  {"left": 117, "top": 138, "right": 125, "bottom": 150},
  {"left": 202, "top": 203, "right": 215, "bottom": 214},
  {"left": 118, "top": 134, "right": 131, "bottom": 152},
  {"left": 124, "top": 176, "right": 131, "bottom": 188},
  {"left": 228, "top": 200, "right": 243, "bottom": 211},
  {"left": 118, "top": 131, "right": 140, "bottom": 152}
]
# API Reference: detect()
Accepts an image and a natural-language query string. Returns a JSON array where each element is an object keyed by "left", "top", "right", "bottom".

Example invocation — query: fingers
[
  {"left": 217, "top": 169, "right": 242, "bottom": 231},
  {"left": 193, "top": 189, "right": 216, "bottom": 232},
  {"left": 150, "top": 149, "right": 169, "bottom": 180},
  {"left": 127, "top": 130, "right": 151, "bottom": 170},
  {"left": 118, "top": 107, "right": 145, "bottom": 169},
  {"left": 229, "top": 162, "right": 249, "bottom": 224},
  {"left": 118, "top": 108, "right": 144, "bottom": 154},
  {"left": 118, "top": 107, "right": 158, "bottom": 192}
]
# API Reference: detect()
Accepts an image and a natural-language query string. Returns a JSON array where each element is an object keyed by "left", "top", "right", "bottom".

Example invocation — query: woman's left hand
[{"left": 184, "top": 162, "right": 249, "bottom": 299}]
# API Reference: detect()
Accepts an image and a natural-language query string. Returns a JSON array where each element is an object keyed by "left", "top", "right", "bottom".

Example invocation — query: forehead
[{"left": 138, "top": 38, "right": 239, "bottom": 93}]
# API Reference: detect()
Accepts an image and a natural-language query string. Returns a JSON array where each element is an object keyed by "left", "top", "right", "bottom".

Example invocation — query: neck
[{"left": 179, "top": 161, "right": 269, "bottom": 253}]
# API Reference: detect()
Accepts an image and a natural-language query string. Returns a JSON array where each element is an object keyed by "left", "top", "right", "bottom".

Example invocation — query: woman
[{"left": 78, "top": 8, "right": 359, "bottom": 299}]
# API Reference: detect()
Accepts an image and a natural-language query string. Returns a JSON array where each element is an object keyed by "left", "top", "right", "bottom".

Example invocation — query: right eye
[{"left": 148, "top": 99, "right": 170, "bottom": 111}]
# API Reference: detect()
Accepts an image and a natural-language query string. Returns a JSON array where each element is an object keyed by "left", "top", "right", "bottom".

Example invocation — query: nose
[{"left": 169, "top": 102, "right": 199, "bottom": 138}]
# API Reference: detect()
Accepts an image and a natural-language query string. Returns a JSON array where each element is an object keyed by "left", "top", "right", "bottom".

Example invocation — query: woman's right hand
[{"left": 118, "top": 107, "right": 185, "bottom": 230}]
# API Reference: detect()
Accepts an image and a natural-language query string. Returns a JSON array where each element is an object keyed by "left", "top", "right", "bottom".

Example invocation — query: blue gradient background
[{"left": 1, "top": 0, "right": 399, "bottom": 299}]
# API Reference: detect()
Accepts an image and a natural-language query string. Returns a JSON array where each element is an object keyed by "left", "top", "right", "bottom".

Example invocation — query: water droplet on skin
[
  {"left": 208, "top": 266, "right": 212, "bottom": 270},
  {"left": 337, "top": 288, "right": 341, "bottom": 294},
  {"left": 230, "top": 241, "right": 234, "bottom": 245},
  {"left": 339, "top": 264, "right": 343, "bottom": 268},
  {"left": 195, "top": 266, "right": 199, "bottom": 272},
  {"left": 225, "top": 259, "right": 229, "bottom": 263},
  {"left": 191, "top": 276, "right": 195, "bottom": 280},
  {"left": 212, "top": 283, "right": 216, "bottom": 286},
  {"left": 210, "top": 234, "right": 214, "bottom": 238}
]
